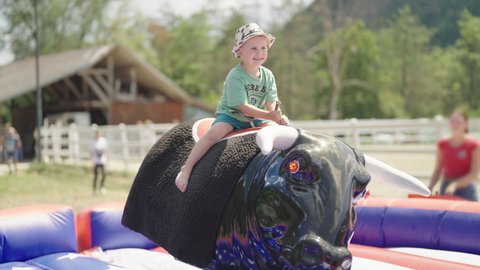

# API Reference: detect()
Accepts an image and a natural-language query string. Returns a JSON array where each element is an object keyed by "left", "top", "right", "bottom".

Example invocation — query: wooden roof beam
[
  {"left": 63, "top": 77, "right": 83, "bottom": 100},
  {"left": 80, "top": 71, "right": 110, "bottom": 106}
]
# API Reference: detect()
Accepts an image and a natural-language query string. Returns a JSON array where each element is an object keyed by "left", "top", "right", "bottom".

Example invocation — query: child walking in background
[
  {"left": 175, "top": 23, "right": 289, "bottom": 192},
  {"left": 91, "top": 129, "right": 108, "bottom": 195}
]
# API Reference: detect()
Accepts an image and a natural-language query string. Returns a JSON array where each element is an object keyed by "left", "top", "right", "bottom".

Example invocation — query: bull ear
[
  {"left": 364, "top": 154, "right": 431, "bottom": 196},
  {"left": 256, "top": 125, "right": 299, "bottom": 155}
]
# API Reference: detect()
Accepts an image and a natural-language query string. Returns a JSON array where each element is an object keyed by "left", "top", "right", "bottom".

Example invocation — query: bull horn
[
  {"left": 364, "top": 154, "right": 431, "bottom": 196},
  {"left": 256, "top": 125, "right": 299, "bottom": 155}
]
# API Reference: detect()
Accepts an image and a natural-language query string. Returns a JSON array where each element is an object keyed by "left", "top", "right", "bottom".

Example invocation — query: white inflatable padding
[
  {"left": 352, "top": 257, "right": 412, "bottom": 270},
  {"left": 256, "top": 125, "right": 299, "bottom": 155},
  {"left": 389, "top": 247, "right": 480, "bottom": 267}
]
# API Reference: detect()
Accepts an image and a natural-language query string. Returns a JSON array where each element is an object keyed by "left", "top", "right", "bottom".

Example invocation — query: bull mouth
[{"left": 280, "top": 235, "right": 352, "bottom": 270}]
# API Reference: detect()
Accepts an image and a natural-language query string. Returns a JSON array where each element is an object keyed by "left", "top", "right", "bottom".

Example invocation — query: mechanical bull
[{"left": 122, "top": 119, "right": 430, "bottom": 270}]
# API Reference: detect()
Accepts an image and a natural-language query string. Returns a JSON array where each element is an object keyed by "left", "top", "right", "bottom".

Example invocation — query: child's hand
[
  {"left": 268, "top": 110, "right": 283, "bottom": 122},
  {"left": 277, "top": 115, "right": 289, "bottom": 126}
]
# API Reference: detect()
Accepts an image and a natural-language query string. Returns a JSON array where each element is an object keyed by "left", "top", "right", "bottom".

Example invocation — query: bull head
[
  {"left": 209, "top": 125, "right": 429, "bottom": 270},
  {"left": 257, "top": 125, "right": 430, "bottom": 197}
]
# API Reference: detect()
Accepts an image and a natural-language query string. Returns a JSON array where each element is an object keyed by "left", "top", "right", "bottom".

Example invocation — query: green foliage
[
  {"left": 152, "top": 11, "right": 216, "bottom": 101},
  {"left": 1, "top": 0, "right": 112, "bottom": 57},
  {"left": 313, "top": 18, "right": 381, "bottom": 119},
  {"left": 456, "top": 10, "right": 480, "bottom": 111},
  {"left": 384, "top": 0, "right": 480, "bottom": 46},
  {"left": 375, "top": 6, "right": 441, "bottom": 117},
  {"left": 2, "top": 0, "right": 480, "bottom": 120},
  {"left": 208, "top": 11, "right": 247, "bottom": 102},
  {"left": 0, "top": 0, "right": 156, "bottom": 60},
  {"left": 269, "top": 5, "right": 322, "bottom": 119},
  {"left": 337, "top": 21, "right": 381, "bottom": 118}
]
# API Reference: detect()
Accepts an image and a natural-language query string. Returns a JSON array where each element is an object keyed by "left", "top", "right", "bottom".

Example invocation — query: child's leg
[
  {"left": 93, "top": 165, "right": 99, "bottom": 192},
  {"left": 13, "top": 155, "right": 17, "bottom": 173},
  {"left": 175, "top": 122, "right": 234, "bottom": 192},
  {"left": 99, "top": 164, "right": 106, "bottom": 189},
  {"left": 6, "top": 153, "right": 14, "bottom": 174}
]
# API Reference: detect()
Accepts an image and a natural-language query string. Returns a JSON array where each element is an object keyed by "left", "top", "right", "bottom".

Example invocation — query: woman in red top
[{"left": 428, "top": 109, "right": 479, "bottom": 201}]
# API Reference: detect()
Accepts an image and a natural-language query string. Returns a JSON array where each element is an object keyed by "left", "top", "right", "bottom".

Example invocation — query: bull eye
[
  {"left": 288, "top": 160, "right": 300, "bottom": 174},
  {"left": 283, "top": 156, "right": 319, "bottom": 185}
]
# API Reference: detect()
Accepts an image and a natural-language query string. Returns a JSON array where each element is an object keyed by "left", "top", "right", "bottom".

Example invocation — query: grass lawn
[{"left": 0, "top": 163, "right": 136, "bottom": 211}]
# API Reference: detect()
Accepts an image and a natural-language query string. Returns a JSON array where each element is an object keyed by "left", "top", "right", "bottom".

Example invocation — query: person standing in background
[
  {"left": 428, "top": 109, "right": 479, "bottom": 201},
  {"left": 91, "top": 129, "right": 108, "bottom": 195},
  {"left": 2, "top": 126, "right": 22, "bottom": 174}
]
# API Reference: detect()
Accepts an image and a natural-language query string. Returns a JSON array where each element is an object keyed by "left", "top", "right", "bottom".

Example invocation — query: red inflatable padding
[
  {"left": 408, "top": 193, "right": 465, "bottom": 200},
  {"left": 76, "top": 202, "right": 126, "bottom": 252},
  {"left": 356, "top": 197, "right": 480, "bottom": 214},
  {"left": 76, "top": 201, "right": 157, "bottom": 252},
  {"left": 151, "top": 246, "right": 169, "bottom": 254},
  {"left": 76, "top": 208, "right": 92, "bottom": 252},
  {"left": 350, "top": 244, "right": 478, "bottom": 270}
]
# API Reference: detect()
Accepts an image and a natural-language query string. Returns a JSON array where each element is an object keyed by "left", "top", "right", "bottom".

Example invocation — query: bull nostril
[
  {"left": 290, "top": 235, "right": 352, "bottom": 269},
  {"left": 324, "top": 253, "right": 332, "bottom": 264},
  {"left": 299, "top": 242, "right": 323, "bottom": 265}
]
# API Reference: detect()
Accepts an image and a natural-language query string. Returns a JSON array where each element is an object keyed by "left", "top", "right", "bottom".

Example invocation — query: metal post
[{"left": 34, "top": 0, "right": 43, "bottom": 162}]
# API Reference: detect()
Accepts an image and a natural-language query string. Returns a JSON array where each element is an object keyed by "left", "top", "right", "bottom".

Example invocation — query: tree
[
  {"left": 337, "top": 21, "right": 380, "bottom": 119},
  {"left": 0, "top": 0, "right": 156, "bottom": 62},
  {"left": 375, "top": 6, "right": 445, "bottom": 117},
  {"left": 150, "top": 11, "right": 215, "bottom": 101},
  {"left": 208, "top": 11, "right": 247, "bottom": 104},
  {"left": 456, "top": 10, "right": 480, "bottom": 111},
  {"left": 384, "top": 0, "right": 480, "bottom": 47},
  {"left": 314, "top": 0, "right": 378, "bottom": 119},
  {"left": 94, "top": 4, "right": 159, "bottom": 65},
  {"left": 0, "top": 0, "right": 114, "bottom": 58},
  {"left": 269, "top": 2, "right": 322, "bottom": 120}
]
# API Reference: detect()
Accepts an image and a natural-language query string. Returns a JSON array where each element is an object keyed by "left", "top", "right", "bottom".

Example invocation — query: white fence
[
  {"left": 40, "top": 122, "right": 176, "bottom": 171},
  {"left": 40, "top": 117, "right": 480, "bottom": 172}
]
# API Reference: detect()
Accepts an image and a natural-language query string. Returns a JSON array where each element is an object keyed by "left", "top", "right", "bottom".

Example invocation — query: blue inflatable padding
[
  {"left": 382, "top": 208, "right": 439, "bottom": 249},
  {"left": 438, "top": 211, "right": 480, "bottom": 255},
  {"left": 352, "top": 207, "right": 385, "bottom": 247},
  {"left": 90, "top": 209, "right": 157, "bottom": 250},
  {"left": 0, "top": 208, "right": 77, "bottom": 263},
  {"left": 26, "top": 252, "right": 124, "bottom": 270},
  {"left": 0, "top": 262, "right": 43, "bottom": 269},
  {"left": 352, "top": 206, "right": 480, "bottom": 255}
]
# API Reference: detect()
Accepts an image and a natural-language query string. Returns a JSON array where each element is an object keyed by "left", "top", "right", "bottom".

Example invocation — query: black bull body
[{"left": 122, "top": 120, "right": 428, "bottom": 269}]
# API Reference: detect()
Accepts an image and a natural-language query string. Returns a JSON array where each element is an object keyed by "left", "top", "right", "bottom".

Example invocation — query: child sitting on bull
[{"left": 175, "top": 23, "right": 289, "bottom": 192}]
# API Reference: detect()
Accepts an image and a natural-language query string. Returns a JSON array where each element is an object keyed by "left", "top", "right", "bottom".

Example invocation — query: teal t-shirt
[{"left": 216, "top": 64, "right": 278, "bottom": 122}]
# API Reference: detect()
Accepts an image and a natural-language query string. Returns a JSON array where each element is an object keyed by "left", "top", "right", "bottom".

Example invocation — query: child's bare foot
[{"left": 175, "top": 167, "right": 190, "bottom": 192}]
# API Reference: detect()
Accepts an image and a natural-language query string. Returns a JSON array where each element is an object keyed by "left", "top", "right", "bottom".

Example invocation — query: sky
[{"left": 0, "top": 0, "right": 313, "bottom": 66}]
